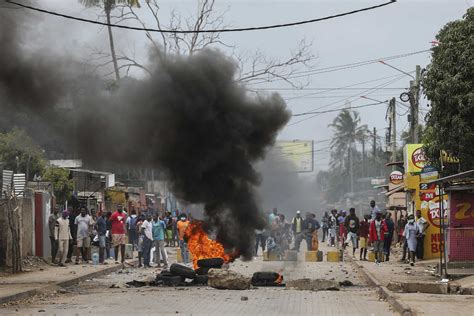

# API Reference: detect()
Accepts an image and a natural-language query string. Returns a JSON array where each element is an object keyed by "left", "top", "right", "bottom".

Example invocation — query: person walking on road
[
  {"left": 152, "top": 214, "right": 168, "bottom": 268},
  {"left": 55, "top": 210, "right": 72, "bottom": 267},
  {"left": 344, "top": 208, "right": 360, "bottom": 258},
  {"left": 66, "top": 207, "right": 78, "bottom": 263},
  {"left": 404, "top": 214, "right": 420, "bottom": 266},
  {"left": 141, "top": 214, "right": 153, "bottom": 268},
  {"left": 109, "top": 206, "right": 127, "bottom": 264},
  {"left": 299, "top": 212, "right": 320, "bottom": 251},
  {"left": 291, "top": 210, "right": 304, "bottom": 251},
  {"left": 74, "top": 207, "right": 93, "bottom": 264},
  {"left": 369, "top": 211, "right": 388, "bottom": 264},
  {"left": 415, "top": 210, "right": 430, "bottom": 260},
  {"left": 177, "top": 214, "right": 190, "bottom": 264},
  {"left": 359, "top": 214, "right": 370, "bottom": 260},
  {"left": 383, "top": 212, "right": 395, "bottom": 261},
  {"left": 48, "top": 206, "right": 59, "bottom": 264},
  {"left": 164, "top": 211, "right": 173, "bottom": 247}
]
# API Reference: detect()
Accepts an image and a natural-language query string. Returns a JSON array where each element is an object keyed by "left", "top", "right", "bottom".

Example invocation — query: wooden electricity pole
[{"left": 389, "top": 97, "right": 397, "bottom": 170}]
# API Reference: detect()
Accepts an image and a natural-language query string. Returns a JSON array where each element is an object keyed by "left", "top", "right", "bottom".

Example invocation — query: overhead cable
[{"left": 5, "top": 0, "right": 396, "bottom": 33}]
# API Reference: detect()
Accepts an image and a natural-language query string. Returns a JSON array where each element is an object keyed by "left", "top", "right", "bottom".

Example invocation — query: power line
[
  {"left": 292, "top": 101, "right": 387, "bottom": 117},
  {"left": 247, "top": 49, "right": 429, "bottom": 85},
  {"left": 287, "top": 74, "right": 407, "bottom": 126},
  {"left": 5, "top": 0, "right": 396, "bottom": 33}
]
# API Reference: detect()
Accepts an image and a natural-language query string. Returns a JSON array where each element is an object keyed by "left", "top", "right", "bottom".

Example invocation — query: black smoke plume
[{"left": 0, "top": 7, "right": 290, "bottom": 258}]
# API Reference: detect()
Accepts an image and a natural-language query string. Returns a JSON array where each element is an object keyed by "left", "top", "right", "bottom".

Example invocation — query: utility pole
[
  {"left": 409, "top": 65, "right": 421, "bottom": 143},
  {"left": 373, "top": 127, "right": 377, "bottom": 176},
  {"left": 389, "top": 97, "right": 397, "bottom": 170}
]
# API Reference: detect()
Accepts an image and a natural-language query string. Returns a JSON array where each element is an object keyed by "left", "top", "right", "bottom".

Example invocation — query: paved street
[{"left": 1, "top": 246, "right": 395, "bottom": 316}]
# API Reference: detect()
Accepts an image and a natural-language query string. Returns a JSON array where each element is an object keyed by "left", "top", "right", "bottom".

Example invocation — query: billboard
[
  {"left": 273, "top": 140, "right": 314, "bottom": 172},
  {"left": 404, "top": 144, "right": 427, "bottom": 173}
]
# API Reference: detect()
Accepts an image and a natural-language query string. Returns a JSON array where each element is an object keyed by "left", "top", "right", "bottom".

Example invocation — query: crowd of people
[
  {"left": 256, "top": 201, "right": 431, "bottom": 267},
  {"left": 48, "top": 205, "right": 193, "bottom": 268}
]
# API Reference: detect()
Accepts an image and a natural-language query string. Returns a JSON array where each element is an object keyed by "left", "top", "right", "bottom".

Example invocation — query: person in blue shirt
[
  {"left": 95, "top": 212, "right": 108, "bottom": 264},
  {"left": 152, "top": 214, "right": 168, "bottom": 268}
]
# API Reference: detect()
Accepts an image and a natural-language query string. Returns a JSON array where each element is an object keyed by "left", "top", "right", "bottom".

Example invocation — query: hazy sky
[{"left": 23, "top": 0, "right": 473, "bottom": 171}]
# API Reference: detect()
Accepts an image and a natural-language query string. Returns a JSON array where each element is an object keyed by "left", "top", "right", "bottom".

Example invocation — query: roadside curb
[
  {"left": 346, "top": 255, "right": 416, "bottom": 316},
  {"left": 0, "top": 260, "right": 137, "bottom": 305}
]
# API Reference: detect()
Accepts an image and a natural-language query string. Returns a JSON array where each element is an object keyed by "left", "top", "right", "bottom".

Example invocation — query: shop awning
[{"left": 384, "top": 184, "right": 404, "bottom": 196}]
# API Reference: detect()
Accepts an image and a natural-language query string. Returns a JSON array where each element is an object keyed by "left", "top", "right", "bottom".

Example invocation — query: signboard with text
[
  {"left": 449, "top": 191, "right": 474, "bottom": 261},
  {"left": 404, "top": 144, "right": 427, "bottom": 173}
]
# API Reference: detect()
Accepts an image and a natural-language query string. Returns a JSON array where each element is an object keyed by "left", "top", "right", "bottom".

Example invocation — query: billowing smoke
[
  {"left": 0, "top": 7, "right": 290, "bottom": 259},
  {"left": 256, "top": 152, "right": 321, "bottom": 218}
]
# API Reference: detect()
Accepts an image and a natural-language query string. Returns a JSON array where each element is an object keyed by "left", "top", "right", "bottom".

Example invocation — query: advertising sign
[
  {"left": 449, "top": 192, "right": 474, "bottom": 261},
  {"left": 404, "top": 144, "right": 427, "bottom": 173},
  {"left": 389, "top": 171, "right": 403, "bottom": 185},
  {"left": 420, "top": 165, "right": 439, "bottom": 181},
  {"left": 274, "top": 140, "right": 314, "bottom": 172},
  {"left": 420, "top": 194, "right": 448, "bottom": 257}
]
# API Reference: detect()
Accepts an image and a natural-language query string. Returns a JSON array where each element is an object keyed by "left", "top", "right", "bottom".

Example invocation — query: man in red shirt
[
  {"left": 109, "top": 205, "right": 127, "bottom": 263},
  {"left": 369, "top": 211, "right": 388, "bottom": 264}
]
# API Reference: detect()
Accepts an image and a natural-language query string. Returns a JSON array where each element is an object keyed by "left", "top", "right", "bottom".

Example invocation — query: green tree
[
  {"left": 79, "top": 0, "right": 141, "bottom": 81},
  {"left": 422, "top": 8, "right": 474, "bottom": 174},
  {"left": 42, "top": 167, "right": 74, "bottom": 205},
  {"left": 329, "top": 109, "right": 368, "bottom": 193},
  {"left": 0, "top": 128, "right": 45, "bottom": 180}
]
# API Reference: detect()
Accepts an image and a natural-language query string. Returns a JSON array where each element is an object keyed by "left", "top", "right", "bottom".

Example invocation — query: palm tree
[
  {"left": 79, "top": 0, "right": 140, "bottom": 81},
  {"left": 329, "top": 109, "right": 368, "bottom": 193}
]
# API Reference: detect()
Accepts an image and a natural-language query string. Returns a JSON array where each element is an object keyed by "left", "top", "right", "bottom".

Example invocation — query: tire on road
[
  {"left": 156, "top": 275, "right": 184, "bottom": 286},
  {"left": 170, "top": 263, "right": 196, "bottom": 279},
  {"left": 195, "top": 267, "right": 211, "bottom": 275},
  {"left": 251, "top": 272, "right": 280, "bottom": 282},
  {"left": 193, "top": 274, "right": 209, "bottom": 285},
  {"left": 197, "top": 258, "right": 224, "bottom": 268}
]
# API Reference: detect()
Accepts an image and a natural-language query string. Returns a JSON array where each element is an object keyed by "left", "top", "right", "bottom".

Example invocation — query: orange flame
[{"left": 184, "top": 221, "right": 235, "bottom": 269}]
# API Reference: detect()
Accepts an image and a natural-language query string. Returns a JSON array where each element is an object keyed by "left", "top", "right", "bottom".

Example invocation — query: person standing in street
[
  {"left": 126, "top": 209, "right": 138, "bottom": 252},
  {"left": 415, "top": 210, "right": 430, "bottom": 260},
  {"left": 291, "top": 210, "right": 304, "bottom": 251},
  {"left": 254, "top": 228, "right": 267, "bottom": 256},
  {"left": 66, "top": 207, "right": 78, "bottom": 263},
  {"left": 344, "top": 208, "right": 360, "bottom": 258},
  {"left": 404, "top": 214, "right": 420, "bottom": 266},
  {"left": 328, "top": 209, "right": 338, "bottom": 247},
  {"left": 74, "top": 207, "right": 93, "bottom": 264},
  {"left": 109, "top": 206, "right": 127, "bottom": 264},
  {"left": 321, "top": 212, "right": 329, "bottom": 243},
  {"left": 370, "top": 200, "right": 381, "bottom": 220},
  {"left": 95, "top": 212, "right": 107, "bottom": 264},
  {"left": 164, "top": 211, "right": 173, "bottom": 247},
  {"left": 48, "top": 206, "right": 59, "bottom": 264},
  {"left": 141, "top": 214, "right": 153, "bottom": 268},
  {"left": 301, "top": 212, "right": 320, "bottom": 251},
  {"left": 55, "top": 210, "right": 72, "bottom": 267},
  {"left": 152, "top": 214, "right": 168, "bottom": 268},
  {"left": 383, "top": 212, "right": 395, "bottom": 261},
  {"left": 177, "top": 214, "right": 190, "bottom": 264},
  {"left": 369, "top": 211, "right": 388, "bottom": 264},
  {"left": 397, "top": 214, "right": 407, "bottom": 247},
  {"left": 359, "top": 214, "right": 370, "bottom": 261}
]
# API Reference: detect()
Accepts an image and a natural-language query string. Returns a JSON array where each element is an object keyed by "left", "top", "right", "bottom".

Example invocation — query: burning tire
[
  {"left": 156, "top": 274, "right": 184, "bottom": 286},
  {"left": 197, "top": 258, "right": 224, "bottom": 268},
  {"left": 170, "top": 263, "right": 196, "bottom": 279},
  {"left": 193, "top": 274, "right": 209, "bottom": 285},
  {"left": 251, "top": 272, "right": 283, "bottom": 286},
  {"left": 195, "top": 267, "right": 211, "bottom": 275}
]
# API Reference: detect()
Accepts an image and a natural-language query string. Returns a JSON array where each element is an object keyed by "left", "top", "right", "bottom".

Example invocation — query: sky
[{"left": 17, "top": 0, "right": 473, "bottom": 172}]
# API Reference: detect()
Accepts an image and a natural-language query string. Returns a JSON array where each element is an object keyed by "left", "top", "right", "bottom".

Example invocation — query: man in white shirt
[
  {"left": 370, "top": 200, "right": 381, "bottom": 220},
  {"left": 55, "top": 210, "right": 72, "bottom": 267},
  {"left": 415, "top": 210, "right": 430, "bottom": 260},
  {"left": 74, "top": 207, "right": 93, "bottom": 264},
  {"left": 141, "top": 214, "right": 153, "bottom": 268}
]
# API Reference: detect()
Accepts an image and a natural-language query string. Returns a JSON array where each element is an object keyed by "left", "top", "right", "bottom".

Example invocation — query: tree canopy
[
  {"left": 422, "top": 8, "right": 474, "bottom": 174},
  {"left": 0, "top": 128, "right": 45, "bottom": 180}
]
